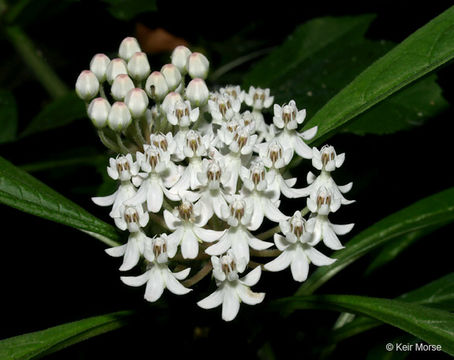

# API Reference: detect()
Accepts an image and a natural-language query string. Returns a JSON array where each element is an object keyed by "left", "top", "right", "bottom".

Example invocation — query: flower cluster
[{"left": 76, "top": 37, "right": 355, "bottom": 321}]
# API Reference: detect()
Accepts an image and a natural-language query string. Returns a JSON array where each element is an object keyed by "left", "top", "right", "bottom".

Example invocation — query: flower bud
[
  {"left": 118, "top": 37, "right": 141, "bottom": 61},
  {"left": 186, "top": 78, "right": 209, "bottom": 107},
  {"left": 89, "top": 53, "right": 110, "bottom": 82},
  {"left": 125, "top": 88, "right": 149, "bottom": 118},
  {"left": 127, "top": 52, "right": 151, "bottom": 81},
  {"left": 187, "top": 52, "right": 209, "bottom": 79},
  {"left": 87, "top": 97, "right": 111, "bottom": 128},
  {"left": 111, "top": 74, "right": 135, "bottom": 101},
  {"left": 106, "top": 58, "right": 128, "bottom": 84},
  {"left": 161, "top": 64, "right": 182, "bottom": 91},
  {"left": 161, "top": 92, "right": 183, "bottom": 114},
  {"left": 171, "top": 45, "right": 191, "bottom": 74},
  {"left": 75, "top": 70, "right": 100, "bottom": 101},
  {"left": 108, "top": 102, "right": 132, "bottom": 132},
  {"left": 145, "top": 71, "right": 169, "bottom": 101}
]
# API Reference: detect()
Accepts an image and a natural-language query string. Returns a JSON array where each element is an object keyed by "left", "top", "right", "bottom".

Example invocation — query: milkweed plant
[{"left": 76, "top": 38, "right": 354, "bottom": 321}]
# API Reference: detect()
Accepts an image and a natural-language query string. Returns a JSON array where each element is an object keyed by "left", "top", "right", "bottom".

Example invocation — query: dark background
[{"left": 1, "top": 0, "right": 453, "bottom": 359}]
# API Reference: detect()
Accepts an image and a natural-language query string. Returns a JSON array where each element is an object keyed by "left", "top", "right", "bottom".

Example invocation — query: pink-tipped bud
[
  {"left": 87, "top": 97, "right": 111, "bottom": 128},
  {"left": 89, "top": 53, "right": 110, "bottom": 82},
  {"left": 118, "top": 37, "right": 141, "bottom": 61},
  {"left": 171, "top": 45, "right": 191, "bottom": 74},
  {"left": 125, "top": 88, "right": 149, "bottom": 118},
  {"left": 106, "top": 58, "right": 128, "bottom": 84},
  {"left": 161, "top": 64, "right": 182, "bottom": 91},
  {"left": 108, "top": 102, "right": 132, "bottom": 132},
  {"left": 187, "top": 52, "right": 209, "bottom": 79},
  {"left": 145, "top": 71, "right": 169, "bottom": 101},
  {"left": 127, "top": 52, "right": 151, "bottom": 81},
  {"left": 111, "top": 74, "right": 135, "bottom": 101},
  {"left": 186, "top": 78, "right": 209, "bottom": 107},
  {"left": 75, "top": 70, "right": 99, "bottom": 101}
]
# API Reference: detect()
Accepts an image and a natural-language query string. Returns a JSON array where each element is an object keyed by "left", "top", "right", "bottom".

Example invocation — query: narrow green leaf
[
  {"left": 20, "top": 92, "right": 86, "bottom": 138},
  {"left": 332, "top": 273, "right": 454, "bottom": 343},
  {"left": 304, "top": 6, "right": 454, "bottom": 142},
  {"left": 101, "top": 0, "right": 157, "bottom": 21},
  {"left": 0, "top": 156, "right": 120, "bottom": 246},
  {"left": 0, "top": 310, "right": 132, "bottom": 360},
  {"left": 274, "top": 295, "right": 454, "bottom": 356},
  {"left": 0, "top": 89, "right": 18, "bottom": 143},
  {"left": 295, "top": 187, "right": 454, "bottom": 297}
]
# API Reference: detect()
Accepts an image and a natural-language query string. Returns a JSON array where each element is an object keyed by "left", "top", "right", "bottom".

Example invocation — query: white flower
[
  {"left": 166, "top": 100, "right": 199, "bottom": 128},
  {"left": 240, "top": 160, "right": 288, "bottom": 230},
  {"left": 244, "top": 86, "right": 274, "bottom": 111},
  {"left": 105, "top": 204, "right": 151, "bottom": 271},
  {"left": 257, "top": 140, "right": 307, "bottom": 199},
  {"left": 205, "top": 195, "right": 272, "bottom": 271},
  {"left": 125, "top": 145, "right": 180, "bottom": 212},
  {"left": 312, "top": 145, "right": 345, "bottom": 172},
  {"left": 265, "top": 212, "right": 336, "bottom": 282},
  {"left": 198, "top": 251, "right": 265, "bottom": 321},
  {"left": 92, "top": 154, "right": 138, "bottom": 218},
  {"left": 220, "top": 85, "right": 245, "bottom": 103},
  {"left": 121, "top": 235, "right": 192, "bottom": 302},
  {"left": 273, "top": 100, "right": 317, "bottom": 159},
  {"left": 149, "top": 132, "right": 177, "bottom": 155},
  {"left": 208, "top": 94, "right": 241, "bottom": 124},
  {"left": 164, "top": 200, "right": 225, "bottom": 259},
  {"left": 311, "top": 213, "right": 354, "bottom": 250}
]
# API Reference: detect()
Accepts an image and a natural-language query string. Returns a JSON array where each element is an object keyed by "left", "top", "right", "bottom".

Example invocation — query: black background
[{"left": 1, "top": 0, "right": 454, "bottom": 359}]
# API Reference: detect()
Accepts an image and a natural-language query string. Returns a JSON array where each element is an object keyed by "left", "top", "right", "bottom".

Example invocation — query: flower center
[
  {"left": 153, "top": 238, "right": 167, "bottom": 258},
  {"left": 178, "top": 201, "right": 193, "bottom": 221}
]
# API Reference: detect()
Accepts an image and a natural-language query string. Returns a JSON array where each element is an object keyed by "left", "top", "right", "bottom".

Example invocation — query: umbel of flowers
[{"left": 76, "top": 37, "right": 355, "bottom": 321}]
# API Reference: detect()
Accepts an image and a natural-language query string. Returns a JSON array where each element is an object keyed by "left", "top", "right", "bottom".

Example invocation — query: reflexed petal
[
  {"left": 290, "top": 247, "right": 309, "bottom": 282},
  {"left": 121, "top": 270, "right": 150, "bottom": 287},
  {"left": 262, "top": 198, "right": 288, "bottom": 223},
  {"left": 237, "top": 285, "right": 265, "bottom": 305},
  {"left": 163, "top": 210, "right": 181, "bottom": 230},
  {"left": 249, "top": 199, "right": 264, "bottom": 231},
  {"left": 173, "top": 267, "right": 191, "bottom": 280},
  {"left": 278, "top": 176, "right": 307, "bottom": 198},
  {"left": 197, "top": 289, "right": 224, "bottom": 309},
  {"left": 248, "top": 234, "right": 273, "bottom": 251},
  {"left": 306, "top": 171, "right": 316, "bottom": 184},
  {"left": 181, "top": 228, "right": 199, "bottom": 259},
  {"left": 144, "top": 268, "right": 165, "bottom": 302},
  {"left": 240, "top": 266, "right": 262, "bottom": 287},
  {"left": 231, "top": 236, "right": 251, "bottom": 271},
  {"left": 114, "top": 216, "right": 127, "bottom": 231},
  {"left": 332, "top": 222, "right": 355, "bottom": 235},
  {"left": 299, "top": 125, "right": 317, "bottom": 140},
  {"left": 119, "top": 240, "right": 141, "bottom": 271},
  {"left": 222, "top": 287, "right": 241, "bottom": 321},
  {"left": 274, "top": 233, "right": 290, "bottom": 251},
  {"left": 166, "top": 227, "right": 184, "bottom": 258},
  {"left": 264, "top": 250, "right": 292, "bottom": 272},
  {"left": 285, "top": 177, "right": 297, "bottom": 187},
  {"left": 335, "top": 153, "right": 345, "bottom": 168},
  {"left": 147, "top": 183, "right": 163, "bottom": 213},
  {"left": 322, "top": 222, "right": 344, "bottom": 250},
  {"left": 293, "top": 136, "right": 313, "bottom": 159},
  {"left": 193, "top": 226, "right": 225, "bottom": 243},
  {"left": 165, "top": 270, "right": 192, "bottom": 295},
  {"left": 92, "top": 190, "right": 117, "bottom": 206},
  {"left": 338, "top": 182, "right": 353, "bottom": 194},
  {"left": 305, "top": 246, "right": 336, "bottom": 266},
  {"left": 205, "top": 233, "right": 232, "bottom": 255},
  {"left": 105, "top": 244, "right": 127, "bottom": 257}
]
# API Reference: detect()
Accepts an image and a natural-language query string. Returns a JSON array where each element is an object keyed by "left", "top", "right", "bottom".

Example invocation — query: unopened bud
[
  {"left": 127, "top": 52, "right": 151, "bottom": 81},
  {"left": 145, "top": 71, "right": 169, "bottom": 101},
  {"left": 187, "top": 52, "right": 209, "bottom": 79},
  {"left": 75, "top": 70, "right": 100, "bottom": 101},
  {"left": 87, "top": 98, "right": 111, "bottom": 128},
  {"left": 186, "top": 78, "right": 209, "bottom": 107},
  {"left": 161, "top": 92, "right": 183, "bottom": 113},
  {"left": 111, "top": 74, "right": 135, "bottom": 101},
  {"left": 106, "top": 58, "right": 128, "bottom": 84},
  {"left": 108, "top": 102, "right": 132, "bottom": 132},
  {"left": 90, "top": 53, "right": 110, "bottom": 82},
  {"left": 161, "top": 64, "right": 182, "bottom": 91},
  {"left": 171, "top": 45, "right": 191, "bottom": 74},
  {"left": 118, "top": 37, "right": 141, "bottom": 61},
  {"left": 125, "top": 88, "right": 149, "bottom": 118}
]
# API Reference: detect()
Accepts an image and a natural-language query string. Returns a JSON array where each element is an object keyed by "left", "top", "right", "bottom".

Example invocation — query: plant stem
[
  {"left": 182, "top": 261, "right": 213, "bottom": 287},
  {"left": 97, "top": 130, "right": 121, "bottom": 153},
  {"left": 4, "top": 25, "right": 68, "bottom": 99},
  {"left": 116, "top": 133, "right": 130, "bottom": 154},
  {"left": 250, "top": 249, "right": 281, "bottom": 257}
]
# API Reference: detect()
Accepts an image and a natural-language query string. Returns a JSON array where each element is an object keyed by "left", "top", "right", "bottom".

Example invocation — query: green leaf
[
  {"left": 102, "top": 0, "right": 157, "bottom": 21},
  {"left": 345, "top": 74, "right": 449, "bottom": 135},
  {"left": 0, "top": 310, "right": 132, "bottom": 360},
  {"left": 304, "top": 6, "right": 454, "bottom": 142},
  {"left": 0, "top": 156, "right": 120, "bottom": 246},
  {"left": 242, "top": 15, "right": 448, "bottom": 136},
  {"left": 274, "top": 295, "right": 454, "bottom": 356},
  {"left": 332, "top": 273, "right": 454, "bottom": 343},
  {"left": 20, "top": 91, "right": 86, "bottom": 138},
  {"left": 0, "top": 89, "right": 18, "bottom": 143},
  {"left": 295, "top": 187, "right": 454, "bottom": 297}
]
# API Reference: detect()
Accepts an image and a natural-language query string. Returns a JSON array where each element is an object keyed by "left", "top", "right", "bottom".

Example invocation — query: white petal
[
  {"left": 119, "top": 240, "right": 140, "bottom": 271},
  {"left": 264, "top": 250, "right": 292, "bottom": 272},
  {"left": 197, "top": 289, "right": 224, "bottom": 309},
  {"left": 121, "top": 270, "right": 150, "bottom": 287},
  {"left": 231, "top": 236, "right": 251, "bottom": 271},
  {"left": 205, "top": 233, "right": 232, "bottom": 255},
  {"left": 163, "top": 210, "right": 180, "bottom": 230},
  {"left": 237, "top": 285, "right": 265, "bottom": 305},
  {"left": 274, "top": 233, "right": 290, "bottom": 251},
  {"left": 335, "top": 153, "right": 345, "bottom": 168},
  {"left": 193, "top": 227, "right": 225, "bottom": 243},
  {"left": 144, "top": 268, "right": 165, "bottom": 302},
  {"left": 278, "top": 176, "right": 308, "bottom": 198},
  {"left": 222, "top": 287, "right": 241, "bottom": 321},
  {"left": 240, "top": 266, "right": 262, "bottom": 287},
  {"left": 299, "top": 126, "right": 317, "bottom": 140},
  {"left": 305, "top": 246, "right": 336, "bottom": 266},
  {"left": 332, "top": 222, "right": 355, "bottom": 235},
  {"left": 248, "top": 233, "right": 273, "bottom": 251},
  {"left": 249, "top": 198, "right": 264, "bottom": 231},
  {"left": 322, "top": 222, "right": 344, "bottom": 250},
  {"left": 293, "top": 136, "right": 313, "bottom": 159},
  {"left": 290, "top": 247, "right": 309, "bottom": 282},
  {"left": 164, "top": 270, "right": 192, "bottom": 295},
  {"left": 166, "top": 227, "right": 184, "bottom": 258},
  {"left": 105, "top": 244, "right": 127, "bottom": 257},
  {"left": 147, "top": 183, "right": 163, "bottom": 213},
  {"left": 92, "top": 191, "right": 117, "bottom": 206},
  {"left": 173, "top": 267, "right": 191, "bottom": 280},
  {"left": 338, "top": 182, "right": 353, "bottom": 194},
  {"left": 262, "top": 198, "right": 288, "bottom": 223},
  {"left": 181, "top": 228, "right": 199, "bottom": 259}
]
